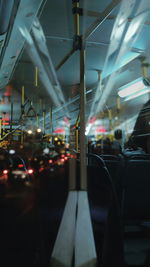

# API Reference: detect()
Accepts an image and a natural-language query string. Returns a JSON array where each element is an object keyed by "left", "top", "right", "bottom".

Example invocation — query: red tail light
[
  {"left": 18, "top": 164, "right": 24, "bottom": 168},
  {"left": 39, "top": 167, "right": 44, "bottom": 172},
  {"left": 49, "top": 159, "right": 53, "bottom": 164},
  {"left": 60, "top": 158, "right": 65, "bottom": 163},
  {"left": 64, "top": 156, "right": 68, "bottom": 160},
  {"left": 61, "top": 154, "right": 65, "bottom": 158},
  {"left": 3, "top": 169, "right": 8, "bottom": 175}
]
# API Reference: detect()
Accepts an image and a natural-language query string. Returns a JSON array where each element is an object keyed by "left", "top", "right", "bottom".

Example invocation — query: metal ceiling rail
[
  {"left": 0, "top": 0, "right": 46, "bottom": 89},
  {"left": 55, "top": 47, "right": 76, "bottom": 71},
  {"left": 83, "top": 0, "right": 121, "bottom": 40},
  {"left": 46, "top": 35, "right": 109, "bottom": 46},
  {"left": 55, "top": 0, "right": 121, "bottom": 71},
  {"left": 41, "top": 88, "right": 93, "bottom": 127}
]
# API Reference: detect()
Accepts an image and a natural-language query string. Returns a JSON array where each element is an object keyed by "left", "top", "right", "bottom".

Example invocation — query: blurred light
[
  {"left": 89, "top": 116, "right": 96, "bottom": 123},
  {"left": 54, "top": 137, "right": 58, "bottom": 141},
  {"left": 60, "top": 158, "right": 65, "bottom": 163},
  {"left": 37, "top": 128, "right": 42, "bottom": 133},
  {"left": 57, "top": 142, "right": 61, "bottom": 145},
  {"left": 18, "top": 164, "right": 24, "bottom": 168},
  {"left": 3, "top": 169, "right": 8, "bottom": 175},
  {"left": 54, "top": 128, "right": 65, "bottom": 134},
  {"left": 49, "top": 159, "right": 53, "bottom": 164},
  {"left": 43, "top": 148, "right": 49, "bottom": 154},
  {"left": 39, "top": 167, "right": 44, "bottom": 172},
  {"left": 27, "top": 130, "right": 33, "bottom": 134},
  {"left": 65, "top": 143, "right": 70, "bottom": 148},
  {"left": 85, "top": 124, "right": 92, "bottom": 136},
  {"left": 64, "top": 156, "right": 68, "bottom": 160},
  {"left": 61, "top": 154, "right": 65, "bottom": 158},
  {"left": 96, "top": 126, "right": 106, "bottom": 133},
  {"left": 2, "top": 122, "right": 9, "bottom": 125},
  {"left": 9, "top": 149, "right": 15, "bottom": 154},
  {"left": 64, "top": 117, "right": 69, "bottom": 124},
  {"left": 28, "top": 169, "right": 34, "bottom": 174}
]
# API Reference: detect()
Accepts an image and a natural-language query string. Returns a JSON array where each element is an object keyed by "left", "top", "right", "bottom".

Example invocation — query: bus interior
[{"left": 0, "top": 0, "right": 150, "bottom": 266}]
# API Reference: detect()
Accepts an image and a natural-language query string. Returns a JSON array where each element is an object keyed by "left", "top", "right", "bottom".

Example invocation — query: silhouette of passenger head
[{"left": 114, "top": 129, "right": 122, "bottom": 140}]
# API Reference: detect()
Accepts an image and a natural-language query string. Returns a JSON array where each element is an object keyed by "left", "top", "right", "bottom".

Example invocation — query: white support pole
[
  {"left": 50, "top": 191, "right": 77, "bottom": 267},
  {"left": 75, "top": 192, "right": 97, "bottom": 267},
  {"left": 69, "top": 157, "right": 76, "bottom": 190}
]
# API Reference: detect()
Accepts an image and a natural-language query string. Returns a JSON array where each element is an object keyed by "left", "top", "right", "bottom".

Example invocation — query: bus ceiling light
[
  {"left": 118, "top": 77, "right": 150, "bottom": 100},
  {"left": 125, "top": 88, "right": 150, "bottom": 101}
]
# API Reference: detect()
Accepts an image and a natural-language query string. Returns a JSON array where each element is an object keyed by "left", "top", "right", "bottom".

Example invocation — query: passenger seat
[{"left": 118, "top": 154, "right": 150, "bottom": 266}]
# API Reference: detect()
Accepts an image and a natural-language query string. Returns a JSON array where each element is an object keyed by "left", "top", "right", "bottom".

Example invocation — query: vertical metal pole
[
  {"left": 0, "top": 119, "right": 2, "bottom": 140},
  {"left": 40, "top": 98, "right": 42, "bottom": 111},
  {"left": 2, "top": 113, "right": 5, "bottom": 137},
  {"left": 75, "top": 114, "right": 80, "bottom": 152},
  {"left": 21, "top": 86, "right": 25, "bottom": 145},
  {"left": 50, "top": 107, "right": 53, "bottom": 135},
  {"left": 35, "top": 66, "right": 38, "bottom": 87},
  {"left": 37, "top": 115, "right": 39, "bottom": 128},
  {"left": 108, "top": 109, "right": 112, "bottom": 131},
  {"left": 117, "top": 97, "right": 121, "bottom": 111},
  {"left": 43, "top": 112, "right": 45, "bottom": 133},
  {"left": 22, "top": 86, "right": 25, "bottom": 105},
  {"left": 80, "top": 47, "right": 87, "bottom": 190},
  {"left": 141, "top": 65, "right": 148, "bottom": 78},
  {"left": 73, "top": 1, "right": 80, "bottom": 36},
  {"left": 10, "top": 102, "right": 13, "bottom": 144},
  {"left": 10, "top": 102, "right": 13, "bottom": 132}
]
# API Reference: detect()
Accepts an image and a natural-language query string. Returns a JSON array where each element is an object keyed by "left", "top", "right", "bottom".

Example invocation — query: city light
[
  {"left": 27, "top": 130, "right": 33, "bottom": 134},
  {"left": 9, "top": 149, "right": 15, "bottom": 154},
  {"left": 3, "top": 170, "right": 8, "bottom": 175},
  {"left": 28, "top": 169, "right": 34, "bottom": 174}
]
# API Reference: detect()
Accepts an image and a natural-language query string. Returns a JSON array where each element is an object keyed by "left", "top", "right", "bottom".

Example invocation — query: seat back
[
  {"left": 121, "top": 158, "right": 150, "bottom": 221},
  {"left": 86, "top": 154, "right": 124, "bottom": 266},
  {"left": 100, "top": 155, "right": 121, "bottom": 185}
]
